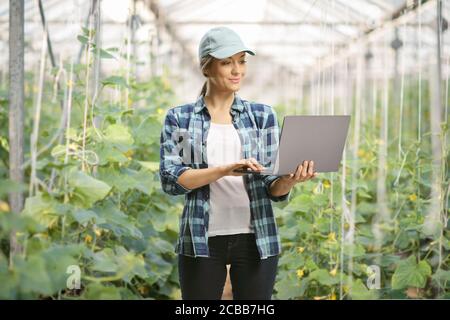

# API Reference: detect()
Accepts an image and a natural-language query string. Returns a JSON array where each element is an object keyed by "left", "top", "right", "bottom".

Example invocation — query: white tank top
[{"left": 206, "top": 122, "right": 254, "bottom": 237}]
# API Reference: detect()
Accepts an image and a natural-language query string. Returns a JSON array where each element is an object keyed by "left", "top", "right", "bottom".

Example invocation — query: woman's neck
[{"left": 204, "top": 89, "right": 235, "bottom": 112}]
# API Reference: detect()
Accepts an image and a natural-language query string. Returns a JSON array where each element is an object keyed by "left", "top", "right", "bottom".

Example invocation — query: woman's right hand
[{"left": 219, "top": 158, "right": 265, "bottom": 177}]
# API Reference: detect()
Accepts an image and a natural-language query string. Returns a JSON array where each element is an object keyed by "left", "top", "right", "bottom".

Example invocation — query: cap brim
[{"left": 209, "top": 46, "right": 255, "bottom": 59}]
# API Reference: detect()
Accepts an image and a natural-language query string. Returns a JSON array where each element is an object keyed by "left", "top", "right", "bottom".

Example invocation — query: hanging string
[
  {"left": 393, "top": 16, "right": 408, "bottom": 208},
  {"left": 416, "top": 0, "right": 423, "bottom": 235},
  {"left": 29, "top": 27, "right": 48, "bottom": 196},
  {"left": 81, "top": 11, "right": 94, "bottom": 172},
  {"left": 339, "top": 56, "right": 350, "bottom": 300},
  {"left": 328, "top": 0, "right": 334, "bottom": 257}
]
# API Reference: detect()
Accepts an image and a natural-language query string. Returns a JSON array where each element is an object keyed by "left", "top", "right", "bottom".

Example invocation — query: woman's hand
[
  {"left": 219, "top": 157, "right": 265, "bottom": 177},
  {"left": 278, "top": 160, "right": 318, "bottom": 188}
]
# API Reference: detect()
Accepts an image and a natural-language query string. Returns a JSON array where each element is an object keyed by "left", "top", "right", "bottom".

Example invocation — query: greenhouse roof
[{"left": 1, "top": 0, "right": 449, "bottom": 103}]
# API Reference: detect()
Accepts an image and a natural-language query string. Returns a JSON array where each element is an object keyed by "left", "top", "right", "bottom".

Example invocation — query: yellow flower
[
  {"left": 124, "top": 149, "right": 134, "bottom": 160},
  {"left": 329, "top": 292, "right": 337, "bottom": 300},
  {"left": 343, "top": 285, "right": 349, "bottom": 293},
  {"left": 357, "top": 149, "right": 366, "bottom": 158},
  {"left": 327, "top": 232, "right": 337, "bottom": 243},
  {"left": 409, "top": 194, "right": 417, "bottom": 202},
  {"left": 138, "top": 285, "right": 148, "bottom": 295},
  {"left": 323, "top": 179, "right": 331, "bottom": 189},
  {"left": 297, "top": 246, "right": 305, "bottom": 254},
  {"left": 84, "top": 234, "right": 93, "bottom": 244},
  {"left": 157, "top": 108, "right": 164, "bottom": 115},
  {"left": 296, "top": 269, "right": 305, "bottom": 278},
  {"left": 329, "top": 267, "right": 338, "bottom": 277},
  {"left": 94, "top": 227, "right": 102, "bottom": 237},
  {"left": 0, "top": 200, "right": 10, "bottom": 212}
]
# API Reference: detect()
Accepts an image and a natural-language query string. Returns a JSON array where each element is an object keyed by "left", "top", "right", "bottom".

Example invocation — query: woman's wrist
[
  {"left": 215, "top": 165, "right": 228, "bottom": 179},
  {"left": 269, "top": 178, "right": 293, "bottom": 197}
]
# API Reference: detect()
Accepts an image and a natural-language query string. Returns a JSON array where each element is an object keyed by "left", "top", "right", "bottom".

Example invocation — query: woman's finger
[
  {"left": 249, "top": 158, "right": 264, "bottom": 170},
  {"left": 308, "top": 161, "right": 314, "bottom": 176},
  {"left": 301, "top": 160, "right": 308, "bottom": 179},
  {"left": 294, "top": 164, "right": 303, "bottom": 180},
  {"left": 248, "top": 159, "right": 260, "bottom": 171},
  {"left": 252, "top": 159, "right": 263, "bottom": 170}
]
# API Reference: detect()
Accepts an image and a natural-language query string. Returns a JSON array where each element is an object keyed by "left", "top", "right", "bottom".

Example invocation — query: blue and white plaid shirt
[{"left": 159, "top": 94, "right": 291, "bottom": 259}]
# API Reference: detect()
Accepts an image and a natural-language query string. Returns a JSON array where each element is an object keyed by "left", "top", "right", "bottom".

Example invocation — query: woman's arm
[
  {"left": 177, "top": 167, "right": 224, "bottom": 191},
  {"left": 177, "top": 158, "right": 264, "bottom": 191}
]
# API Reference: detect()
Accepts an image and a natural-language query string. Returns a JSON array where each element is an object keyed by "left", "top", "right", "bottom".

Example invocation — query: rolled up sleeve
[
  {"left": 262, "top": 175, "right": 290, "bottom": 202},
  {"left": 159, "top": 108, "right": 193, "bottom": 196}
]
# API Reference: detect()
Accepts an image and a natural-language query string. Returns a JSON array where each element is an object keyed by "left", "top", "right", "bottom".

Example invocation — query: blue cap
[{"left": 198, "top": 27, "right": 255, "bottom": 61}]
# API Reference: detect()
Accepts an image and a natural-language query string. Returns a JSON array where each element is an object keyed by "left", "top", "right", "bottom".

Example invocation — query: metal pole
[{"left": 8, "top": 0, "right": 25, "bottom": 265}]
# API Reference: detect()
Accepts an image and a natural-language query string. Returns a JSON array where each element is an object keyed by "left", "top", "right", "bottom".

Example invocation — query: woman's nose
[{"left": 231, "top": 62, "right": 241, "bottom": 75}]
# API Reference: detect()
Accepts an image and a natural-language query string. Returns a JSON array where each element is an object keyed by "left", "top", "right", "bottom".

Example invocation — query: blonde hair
[{"left": 199, "top": 55, "right": 213, "bottom": 97}]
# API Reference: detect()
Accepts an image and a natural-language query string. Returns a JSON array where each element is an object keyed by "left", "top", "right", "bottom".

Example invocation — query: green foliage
[
  {"left": 0, "top": 29, "right": 448, "bottom": 301},
  {"left": 391, "top": 256, "right": 432, "bottom": 290},
  {"left": 0, "top": 31, "right": 181, "bottom": 299}
]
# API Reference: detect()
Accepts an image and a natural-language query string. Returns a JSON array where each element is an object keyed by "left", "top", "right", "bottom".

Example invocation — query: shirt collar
[{"left": 194, "top": 93, "right": 245, "bottom": 114}]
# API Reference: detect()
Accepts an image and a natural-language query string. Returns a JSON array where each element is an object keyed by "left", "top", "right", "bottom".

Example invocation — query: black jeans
[{"left": 178, "top": 233, "right": 279, "bottom": 300}]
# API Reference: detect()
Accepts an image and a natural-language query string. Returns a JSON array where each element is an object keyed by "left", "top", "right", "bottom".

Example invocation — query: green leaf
[
  {"left": 103, "top": 124, "right": 134, "bottom": 150},
  {"left": 82, "top": 27, "right": 95, "bottom": 37},
  {"left": 133, "top": 116, "right": 161, "bottom": 145},
  {"left": 432, "top": 269, "right": 450, "bottom": 282},
  {"left": 138, "top": 161, "right": 159, "bottom": 171},
  {"left": 308, "top": 269, "right": 340, "bottom": 286},
  {"left": 149, "top": 237, "right": 175, "bottom": 255},
  {"left": 21, "top": 193, "right": 66, "bottom": 228},
  {"left": 98, "top": 48, "right": 117, "bottom": 60},
  {"left": 349, "top": 279, "right": 378, "bottom": 300},
  {"left": 101, "top": 76, "right": 129, "bottom": 88},
  {"left": 71, "top": 209, "right": 102, "bottom": 226},
  {"left": 91, "top": 248, "right": 119, "bottom": 273},
  {"left": 68, "top": 170, "right": 112, "bottom": 208},
  {"left": 16, "top": 255, "right": 53, "bottom": 296},
  {"left": 274, "top": 273, "right": 307, "bottom": 299},
  {"left": 97, "top": 167, "right": 139, "bottom": 193},
  {"left": 95, "top": 201, "right": 143, "bottom": 239},
  {"left": 94, "top": 142, "right": 129, "bottom": 165},
  {"left": 391, "top": 255, "right": 432, "bottom": 289},
  {"left": 284, "top": 194, "right": 313, "bottom": 213},
  {"left": 77, "top": 35, "right": 88, "bottom": 45}
]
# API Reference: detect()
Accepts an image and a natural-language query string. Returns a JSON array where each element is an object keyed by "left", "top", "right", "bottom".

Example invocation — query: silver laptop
[{"left": 233, "top": 115, "right": 351, "bottom": 175}]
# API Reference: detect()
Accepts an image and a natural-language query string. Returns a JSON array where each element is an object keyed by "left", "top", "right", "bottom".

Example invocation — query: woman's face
[{"left": 206, "top": 52, "right": 247, "bottom": 93}]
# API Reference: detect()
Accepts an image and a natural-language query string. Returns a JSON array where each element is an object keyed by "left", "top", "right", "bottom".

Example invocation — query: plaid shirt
[{"left": 159, "top": 94, "right": 291, "bottom": 259}]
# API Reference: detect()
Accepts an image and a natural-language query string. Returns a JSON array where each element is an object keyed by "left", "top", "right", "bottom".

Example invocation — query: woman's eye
[
  {"left": 222, "top": 61, "right": 231, "bottom": 65},
  {"left": 240, "top": 60, "right": 247, "bottom": 64}
]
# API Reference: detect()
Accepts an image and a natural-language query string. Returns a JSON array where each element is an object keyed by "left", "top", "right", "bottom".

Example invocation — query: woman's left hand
[{"left": 278, "top": 160, "right": 318, "bottom": 188}]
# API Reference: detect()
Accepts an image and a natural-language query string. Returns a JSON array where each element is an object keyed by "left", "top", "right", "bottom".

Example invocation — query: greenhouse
[{"left": 0, "top": 0, "right": 449, "bottom": 302}]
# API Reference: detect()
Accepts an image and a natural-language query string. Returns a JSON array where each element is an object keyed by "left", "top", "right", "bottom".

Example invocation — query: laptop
[{"left": 233, "top": 115, "right": 351, "bottom": 175}]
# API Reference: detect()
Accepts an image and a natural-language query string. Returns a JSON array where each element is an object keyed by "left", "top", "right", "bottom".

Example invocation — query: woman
[{"left": 159, "top": 27, "right": 317, "bottom": 300}]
